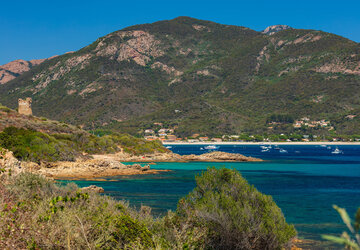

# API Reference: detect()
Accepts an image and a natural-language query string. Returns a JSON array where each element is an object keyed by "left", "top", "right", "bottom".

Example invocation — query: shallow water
[{"left": 61, "top": 144, "right": 360, "bottom": 242}]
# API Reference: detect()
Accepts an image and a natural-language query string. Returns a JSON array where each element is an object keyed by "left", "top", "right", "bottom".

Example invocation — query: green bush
[
  {"left": 0, "top": 172, "right": 155, "bottom": 249},
  {"left": 0, "top": 127, "right": 167, "bottom": 162},
  {"left": 0, "top": 168, "right": 296, "bottom": 249},
  {"left": 174, "top": 167, "right": 296, "bottom": 249}
]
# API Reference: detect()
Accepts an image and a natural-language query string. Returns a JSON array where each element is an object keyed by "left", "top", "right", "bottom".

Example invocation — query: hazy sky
[{"left": 1, "top": 0, "right": 359, "bottom": 65}]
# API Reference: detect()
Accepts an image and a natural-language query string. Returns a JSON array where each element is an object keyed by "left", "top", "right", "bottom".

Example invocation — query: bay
[{"left": 61, "top": 144, "right": 360, "bottom": 242}]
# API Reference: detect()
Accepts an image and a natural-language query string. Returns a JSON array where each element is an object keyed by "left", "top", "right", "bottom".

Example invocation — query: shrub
[
  {"left": 0, "top": 127, "right": 167, "bottom": 162},
  {"left": 0, "top": 172, "right": 155, "bottom": 249},
  {"left": 0, "top": 168, "right": 296, "bottom": 249},
  {"left": 174, "top": 167, "right": 296, "bottom": 249}
]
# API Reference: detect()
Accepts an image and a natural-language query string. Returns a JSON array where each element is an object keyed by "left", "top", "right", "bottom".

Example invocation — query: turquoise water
[{"left": 61, "top": 145, "right": 360, "bottom": 242}]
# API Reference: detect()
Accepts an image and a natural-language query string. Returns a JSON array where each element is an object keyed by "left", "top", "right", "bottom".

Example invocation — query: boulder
[
  {"left": 80, "top": 185, "right": 104, "bottom": 193},
  {"left": 0, "top": 148, "right": 23, "bottom": 175},
  {"left": 141, "top": 165, "right": 150, "bottom": 171}
]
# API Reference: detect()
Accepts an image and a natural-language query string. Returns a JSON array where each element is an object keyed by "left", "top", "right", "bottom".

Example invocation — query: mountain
[
  {"left": 0, "top": 16, "right": 359, "bottom": 137},
  {"left": 0, "top": 58, "right": 51, "bottom": 84},
  {"left": 262, "top": 25, "right": 292, "bottom": 35}
]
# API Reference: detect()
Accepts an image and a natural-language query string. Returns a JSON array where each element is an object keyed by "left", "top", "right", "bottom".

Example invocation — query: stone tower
[{"left": 18, "top": 98, "right": 32, "bottom": 115}]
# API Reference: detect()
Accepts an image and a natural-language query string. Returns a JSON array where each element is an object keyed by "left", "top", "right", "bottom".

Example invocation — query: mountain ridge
[
  {"left": 0, "top": 16, "right": 359, "bottom": 137},
  {"left": 262, "top": 25, "right": 292, "bottom": 35}
]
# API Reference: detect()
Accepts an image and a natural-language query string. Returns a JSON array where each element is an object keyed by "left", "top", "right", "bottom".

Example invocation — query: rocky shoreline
[
  {"left": 104, "top": 151, "right": 262, "bottom": 163},
  {"left": 0, "top": 149, "right": 168, "bottom": 180},
  {"left": 1, "top": 148, "right": 261, "bottom": 180}
]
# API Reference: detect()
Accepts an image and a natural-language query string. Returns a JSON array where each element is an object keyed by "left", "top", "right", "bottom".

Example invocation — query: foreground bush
[
  {"left": 172, "top": 167, "right": 296, "bottom": 249},
  {"left": 0, "top": 172, "right": 154, "bottom": 249},
  {"left": 0, "top": 168, "right": 296, "bottom": 249}
]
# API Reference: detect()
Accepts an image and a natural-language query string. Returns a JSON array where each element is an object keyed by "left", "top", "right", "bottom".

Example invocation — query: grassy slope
[{"left": 0, "top": 105, "right": 167, "bottom": 162}]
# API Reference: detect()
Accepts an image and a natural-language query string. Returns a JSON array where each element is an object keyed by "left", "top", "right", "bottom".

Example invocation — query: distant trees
[{"left": 266, "top": 114, "right": 294, "bottom": 124}]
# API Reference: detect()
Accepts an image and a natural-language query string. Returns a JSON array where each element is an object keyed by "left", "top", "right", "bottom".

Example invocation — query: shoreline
[{"left": 163, "top": 141, "right": 360, "bottom": 145}]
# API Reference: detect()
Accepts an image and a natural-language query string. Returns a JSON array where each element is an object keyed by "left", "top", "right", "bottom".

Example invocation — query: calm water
[{"left": 62, "top": 144, "right": 360, "bottom": 242}]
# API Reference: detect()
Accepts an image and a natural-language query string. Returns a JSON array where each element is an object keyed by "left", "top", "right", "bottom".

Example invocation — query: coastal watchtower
[{"left": 18, "top": 97, "right": 32, "bottom": 115}]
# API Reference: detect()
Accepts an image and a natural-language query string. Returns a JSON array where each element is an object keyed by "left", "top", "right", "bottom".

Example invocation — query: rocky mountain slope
[
  {"left": 0, "top": 58, "right": 50, "bottom": 84},
  {"left": 262, "top": 25, "right": 292, "bottom": 35},
  {"left": 0, "top": 17, "right": 359, "bottom": 136}
]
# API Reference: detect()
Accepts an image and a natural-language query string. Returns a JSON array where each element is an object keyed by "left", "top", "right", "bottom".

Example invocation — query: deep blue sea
[{"left": 61, "top": 144, "right": 360, "bottom": 243}]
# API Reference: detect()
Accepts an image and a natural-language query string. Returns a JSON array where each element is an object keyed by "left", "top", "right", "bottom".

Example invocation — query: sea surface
[{"left": 61, "top": 144, "right": 360, "bottom": 243}]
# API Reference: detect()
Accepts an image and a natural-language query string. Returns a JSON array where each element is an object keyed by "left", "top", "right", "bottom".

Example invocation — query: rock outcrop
[
  {"left": 262, "top": 25, "right": 292, "bottom": 35},
  {"left": 0, "top": 147, "right": 167, "bottom": 180},
  {"left": 80, "top": 185, "right": 104, "bottom": 193},
  {"left": 182, "top": 151, "right": 262, "bottom": 162},
  {"left": 110, "top": 151, "right": 262, "bottom": 162},
  {"left": 0, "top": 59, "right": 47, "bottom": 84},
  {"left": 34, "top": 159, "right": 164, "bottom": 179},
  {"left": 0, "top": 148, "right": 23, "bottom": 175}
]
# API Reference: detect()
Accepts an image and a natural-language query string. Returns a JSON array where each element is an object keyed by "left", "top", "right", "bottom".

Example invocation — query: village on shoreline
[{"left": 162, "top": 141, "right": 360, "bottom": 145}]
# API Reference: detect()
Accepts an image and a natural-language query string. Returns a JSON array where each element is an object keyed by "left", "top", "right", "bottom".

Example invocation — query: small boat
[
  {"left": 204, "top": 145, "right": 219, "bottom": 150},
  {"left": 320, "top": 144, "right": 327, "bottom": 147},
  {"left": 165, "top": 146, "right": 172, "bottom": 149},
  {"left": 331, "top": 147, "right": 343, "bottom": 154},
  {"left": 200, "top": 147, "right": 204, "bottom": 150},
  {"left": 327, "top": 146, "right": 332, "bottom": 150},
  {"left": 261, "top": 148, "right": 270, "bottom": 152},
  {"left": 279, "top": 149, "right": 288, "bottom": 153}
]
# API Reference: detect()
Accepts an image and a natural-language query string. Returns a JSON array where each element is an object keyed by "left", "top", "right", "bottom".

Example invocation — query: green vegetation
[
  {"left": 0, "top": 127, "right": 166, "bottom": 162},
  {"left": 174, "top": 168, "right": 296, "bottom": 249},
  {"left": 323, "top": 205, "right": 360, "bottom": 249},
  {"left": 266, "top": 114, "right": 294, "bottom": 124},
  {"left": 1, "top": 17, "right": 359, "bottom": 137},
  {"left": 0, "top": 167, "right": 296, "bottom": 249}
]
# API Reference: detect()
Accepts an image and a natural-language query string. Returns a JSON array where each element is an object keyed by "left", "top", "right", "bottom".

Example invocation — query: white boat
[
  {"left": 200, "top": 147, "right": 204, "bottom": 150},
  {"left": 165, "top": 146, "right": 172, "bottom": 149},
  {"left": 204, "top": 145, "right": 219, "bottom": 150},
  {"left": 261, "top": 148, "right": 270, "bottom": 152},
  {"left": 331, "top": 147, "right": 343, "bottom": 154},
  {"left": 279, "top": 149, "right": 288, "bottom": 153},
  {"left": 320, "top": 144, "right": 327, "bottom": 147},
  {"left": 327, "top": 146, "right": 332, "bottom": 150}
]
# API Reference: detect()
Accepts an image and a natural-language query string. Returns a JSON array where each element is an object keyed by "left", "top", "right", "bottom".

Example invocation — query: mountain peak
[{"left": 262, "top": 25, "right": 292, "bottom": 35}]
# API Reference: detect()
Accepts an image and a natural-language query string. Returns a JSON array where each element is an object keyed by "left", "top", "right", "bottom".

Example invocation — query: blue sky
[{"left": 1, "top": 0, "right": 359, "bottom": 65}]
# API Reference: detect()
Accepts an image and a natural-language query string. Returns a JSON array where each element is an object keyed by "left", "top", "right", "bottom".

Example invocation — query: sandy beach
[{"left": 163, "top": 141, "right": 360, "bottom": 145}]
